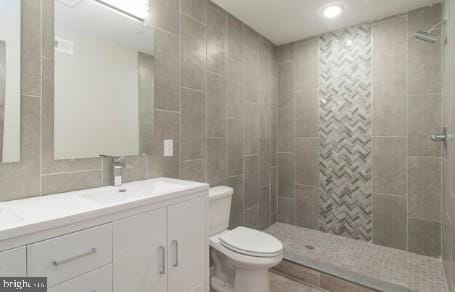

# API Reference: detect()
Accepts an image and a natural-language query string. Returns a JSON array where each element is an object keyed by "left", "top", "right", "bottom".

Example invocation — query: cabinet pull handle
[
  {"left": 159, "top": 246, "right": 166, "bottom": 274},
  {"left": 52, "top": 248, "right": 97, "bottom": 267},
  {"left": 172, "top": 240, "right": 179, "bottom": 267}
]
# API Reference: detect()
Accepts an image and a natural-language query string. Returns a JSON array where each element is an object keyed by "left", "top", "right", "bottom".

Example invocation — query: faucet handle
[{"left": 100, "top": 155, "right": 131, "bottom": 168}]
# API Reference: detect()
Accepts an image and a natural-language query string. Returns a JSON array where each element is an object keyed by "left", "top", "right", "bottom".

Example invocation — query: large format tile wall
[
  {"left": 277, "top": 5, "right": 443, "bottom": 257},
  {"left": 442, "top": 0, "right": 455, "bottom": 289},
  {"left": 0, "top": 0, "right": 278, "bottom": 230}
]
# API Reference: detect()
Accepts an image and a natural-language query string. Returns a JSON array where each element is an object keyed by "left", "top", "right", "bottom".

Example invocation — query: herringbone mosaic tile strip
[{"left": 318, "top": 24, "right": 373, "bottom": 241}]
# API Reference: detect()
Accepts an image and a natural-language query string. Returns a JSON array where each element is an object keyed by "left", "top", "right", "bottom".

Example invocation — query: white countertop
[{"left": 0, "top": 178, "right": 209, "bottom": 242}]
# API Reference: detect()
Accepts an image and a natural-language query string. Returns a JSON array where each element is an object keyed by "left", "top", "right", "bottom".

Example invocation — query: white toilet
[{"left": 209, "top": 186, "right": 283, "bottom": 292}]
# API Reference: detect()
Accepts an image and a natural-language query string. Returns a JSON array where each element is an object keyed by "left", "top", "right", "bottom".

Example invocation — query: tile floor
[{"left": 266, "top": 223, "right": 449, "bottom": 292}]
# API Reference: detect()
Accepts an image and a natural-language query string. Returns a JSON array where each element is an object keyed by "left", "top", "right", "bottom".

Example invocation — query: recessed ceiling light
[
  {"left": 322, "top": 4, "right": 343, "bottom": 18},
  {"left": 93, "top": 0, "right": 149, "bottom": 21}
]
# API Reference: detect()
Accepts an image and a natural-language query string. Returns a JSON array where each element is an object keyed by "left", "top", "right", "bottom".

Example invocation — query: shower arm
[{"left": 427, "top": 20, "right": 446, "bottom": 33}]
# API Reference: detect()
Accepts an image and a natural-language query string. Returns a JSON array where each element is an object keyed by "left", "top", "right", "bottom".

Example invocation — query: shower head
[
  {"left": 414, "top": 31, "right": 437, "bottom": 43},
  {"left": 414, "top": 20, "right": 445, "bottom": 43}
]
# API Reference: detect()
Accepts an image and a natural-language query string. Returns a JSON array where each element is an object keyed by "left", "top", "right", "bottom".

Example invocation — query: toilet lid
[{"left": 219, "top": 227, "right": 283, "bottom": 258}]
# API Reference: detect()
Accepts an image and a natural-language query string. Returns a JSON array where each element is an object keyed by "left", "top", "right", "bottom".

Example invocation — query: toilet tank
[{"left": 209, "top": 186, "right": 233, "bottom": 236}]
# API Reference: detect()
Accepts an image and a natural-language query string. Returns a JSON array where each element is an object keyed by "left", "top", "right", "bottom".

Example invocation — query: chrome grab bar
[{"left": 52, "top": 248, "right": 97, "bottom": 267}]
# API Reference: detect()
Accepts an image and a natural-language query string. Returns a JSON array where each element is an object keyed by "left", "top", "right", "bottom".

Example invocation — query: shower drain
[{"left": 305, "top": 245, "right": 315, "bottom": 250}]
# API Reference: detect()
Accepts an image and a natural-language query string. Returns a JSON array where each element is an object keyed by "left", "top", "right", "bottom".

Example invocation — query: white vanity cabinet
[
  {"left": 0, "top": 247, "right": 26, "bottom": 276},
  {"left": 114, "top": 196, "right": 207, "bottom": 292},
  {"left": 114, "top": 208, "right": 168, "bottom": 292},
  {"left": 0, "top": 178, "right": 209, "bottom": 292}
]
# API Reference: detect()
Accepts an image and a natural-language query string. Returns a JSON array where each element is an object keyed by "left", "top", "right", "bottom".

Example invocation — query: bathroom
[{"left": 0, "top": 0, "right": 454, "bottom": 291}]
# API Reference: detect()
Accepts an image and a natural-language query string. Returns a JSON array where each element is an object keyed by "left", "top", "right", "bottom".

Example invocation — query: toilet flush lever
[{"left": 431, "top": 127, "right": 448, "bottom": 142}]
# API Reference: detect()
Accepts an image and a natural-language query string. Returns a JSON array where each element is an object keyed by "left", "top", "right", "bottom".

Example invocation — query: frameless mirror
[
  {"left": 54, "top": 0, "right": 154, "bottom": 160},
  {"left": 0, "top": 0, "right": 21, "bottom": 163}
]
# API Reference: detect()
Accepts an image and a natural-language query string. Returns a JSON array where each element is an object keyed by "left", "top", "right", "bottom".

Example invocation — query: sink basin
[
  {"left": 0, "top": 206, "right": 25, "bottom": 228},
  {"left": 79, "top": 179, "right": 186, "bottom": 205}
]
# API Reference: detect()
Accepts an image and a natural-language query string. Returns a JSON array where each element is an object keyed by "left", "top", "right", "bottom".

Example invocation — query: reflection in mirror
[
  {"left": 54, "top": 0, "right": 154, "bottom": 160},
  {"left": 0, "top": 0, "right": 21, "bottom": 163}
]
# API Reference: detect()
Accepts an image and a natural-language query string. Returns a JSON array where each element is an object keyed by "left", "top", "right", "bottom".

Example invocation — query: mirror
[
  {"left": 54, "top": 0, "right": 154, "bottom": 160},
  {"left": 0, "top": 0, "right": 21, "bottom": 163}
]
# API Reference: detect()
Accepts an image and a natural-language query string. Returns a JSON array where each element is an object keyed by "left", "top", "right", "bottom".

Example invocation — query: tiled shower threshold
[{"left": 265, "top": 223, "right": 449, "bottom": 292}]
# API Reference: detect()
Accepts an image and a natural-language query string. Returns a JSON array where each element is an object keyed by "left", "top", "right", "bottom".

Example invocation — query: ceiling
[{"left": 211, "top": 0, "right": 441, "bottom": 45}]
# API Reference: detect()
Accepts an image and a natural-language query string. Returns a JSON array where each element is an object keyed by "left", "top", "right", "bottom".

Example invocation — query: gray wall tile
[
  {"left": 227, "top": 59, "right": 243, "bottom": 118},
  {"left": 207, "top": 3, "right": 227, "bottom": 74},
  {"left": 408, "top": 218, "right": 441, "bottom": 257},
  {"left": 295, "top": 89, "right": 319, "bottom": 137},
  {"left": 372, "top": 78, "right": 407, "bottom": 136},
  {"left": 296, "top": 185, "right": 320, "bottom": 229},
  {"left": 277, "top": 107, "right": 295, "bottom": 152},
  {"left": 259, "top": 139, "right": 270, "bottom": 186},
  {"left": 181, "top": 159, "right": 207, "bottom": 182},
  {"left": 278, "top": 153, "right": 295, "bottom": 198},
  {"left": 278, "top": 197, "right": 295, "bottom": 225},
  {"left": 207, "top": 138, "right": 227, "bottom": 186},
  {"left": 244, "top": 155, "right": 259, "bottom": 208},
  {"left": 42, "top": 170, "right": 101, "bottom": 195},
  {"left": 150, "top": 0, "right": 180, "bottom": 34},
  {"left": 227, "top": 118, "right": 243, "bottom": 176},
  {"left": 228, "top": 175, "right": 244, "bottom": 228},
  {"left": 294, "top": 38, "right": 319, "bottom": 91},
  {"left": 227, "top": 15, "right": 244, "bottom": 62},
  {"left": 373, "top": 193, "right": 407, "bottom": 250},
  {"left": 278, "top": 62, "right": 294, "bottom": 107},
  {"left": 207, "top": 72, "right": 227, "bottom": 137},
  {"left": 296, "top": 138, "right": 319, "bottom": 186},
  {"left": 244, "top": 48, "right": 259, "bottom": 102},
  {"left": 181, "top": 88, "right": 206, "bottom": 160},
  {"left": 181, "top": 14, "right": 206, "bottom": 91},
  {"left": 244, "top": 102, "right": 259, "bottom": 155},
  {"left": 155, "top": 29, "right": 180, "bottom": 111},
  {"left": 277, "top": 43, "right": 294, "bottom": 63},
  {"left": 150, "top": 110, "right": 180, "bottom": 178},
  {"left": 181, "top": 0, "right": 207, "bottom": 24},
  {"left": 258, "top": 185, "right": 271, "bottom": 229},
  {"left": 372, "top": 16, "right": 407, "bottom": 81},
  {"left": 244, "top": 205, "right": 259, "bottom": 229},
  {"left": 372, "top": 137, "right": 407, "bottom": 195},
  {"left": 408, "top": 6, "right": 442, "bottom": 95},
  {"left": 408, "top": 94, "right": 442, "bottom": 157},
  {"left": 408, "top": 156, "right": 442, "bottom": 222}
]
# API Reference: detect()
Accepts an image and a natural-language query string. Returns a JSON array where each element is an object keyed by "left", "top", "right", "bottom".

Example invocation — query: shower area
[{"left": 266, "top": 2, "right": 455, "bottom": 291}]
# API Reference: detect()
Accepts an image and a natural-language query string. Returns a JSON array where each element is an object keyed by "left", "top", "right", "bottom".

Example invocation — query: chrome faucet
[{"left": 100, "top": 155, "right": 129, "bottom": 186}]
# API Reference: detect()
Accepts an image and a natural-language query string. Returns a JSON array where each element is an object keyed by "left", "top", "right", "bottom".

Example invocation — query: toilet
[{"left": 209, "top": 186, "right": 283, "bottom": 292}]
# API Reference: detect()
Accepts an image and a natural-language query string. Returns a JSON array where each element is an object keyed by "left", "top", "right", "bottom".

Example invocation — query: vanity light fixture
[
  {"left": 322, "top": 3, "right": 343, "bottom": 18},
  {"left": 93, "top": 0, "right": 149, "bottom": 22}
]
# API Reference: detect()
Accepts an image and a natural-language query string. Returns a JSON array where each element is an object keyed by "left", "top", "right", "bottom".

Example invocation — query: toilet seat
[{"left": 219, "top": 227, "right": 283, "bottom": 258}]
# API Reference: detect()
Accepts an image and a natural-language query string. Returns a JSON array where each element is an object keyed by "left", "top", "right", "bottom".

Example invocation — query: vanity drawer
[
  {"left": 48, "top": 264, "right": 112, "bottom": 292},
  {"left": 27, "top": 224, "right": 112, "bottom": 287}
]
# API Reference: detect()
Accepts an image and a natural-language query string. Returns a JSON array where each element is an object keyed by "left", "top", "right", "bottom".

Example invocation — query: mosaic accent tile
[{"left": 318, "top": 24, "right": 373, "bottom": 241}]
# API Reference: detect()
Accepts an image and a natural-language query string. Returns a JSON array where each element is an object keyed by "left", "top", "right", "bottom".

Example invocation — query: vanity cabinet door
[
  {"left": 113, "top": 208, "right": 167, "bottom": 292},
  {"left": 168, "top": 197, "right": 207, "bottom": 292},
  {"left": 0, "top": 247, "right": 26, "bottom": 276}
]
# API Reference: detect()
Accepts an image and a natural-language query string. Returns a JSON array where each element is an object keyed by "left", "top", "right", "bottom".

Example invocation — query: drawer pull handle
[
  {"left": 52, "top": 248, "right": 97, "bottom": 266},
  {"left": 172, "top": 240, "right": 179, "bottom": 267},
  {"left": 159, "top": 246, "right": 166, "bottom": 274}
]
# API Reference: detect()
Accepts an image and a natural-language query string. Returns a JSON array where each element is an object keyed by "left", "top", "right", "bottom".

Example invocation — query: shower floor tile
[{"left": 266, "top": 223, "right": 449, "bottom": 292}]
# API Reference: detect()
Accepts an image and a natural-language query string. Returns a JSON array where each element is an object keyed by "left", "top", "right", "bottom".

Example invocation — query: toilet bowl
[{"left": 208, "top": 186, "right": 283, "bottom": 292}]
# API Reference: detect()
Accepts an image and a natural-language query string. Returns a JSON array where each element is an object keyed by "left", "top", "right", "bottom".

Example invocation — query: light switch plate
[{"left": 164, "top": 140, "right": 173, "bottom": 157}]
